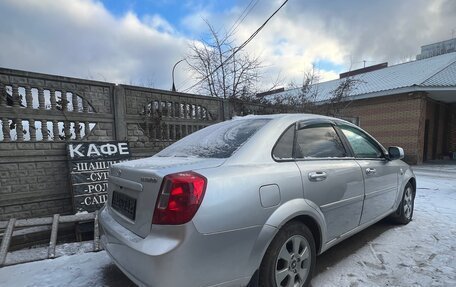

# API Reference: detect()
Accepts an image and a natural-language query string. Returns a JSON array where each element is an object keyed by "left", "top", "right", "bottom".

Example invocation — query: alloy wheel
[
  {"left": 403, "top": 186, "right": 413, "bottom": 219},
  {"left": 275, "top": 235, "right": 311, "bottom": 287}
]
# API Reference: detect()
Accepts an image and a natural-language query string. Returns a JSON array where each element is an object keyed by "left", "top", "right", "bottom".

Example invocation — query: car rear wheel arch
[
  {"left": 248, "top": 199, "right": 325, "bottom": 285},
  {"left": 258, "top": 220, "right": 317, "bottom": 287},
  {"left": 248, "top": 215, "right": 320, "bottom": 287},
  {"left": 290, "top": 215, "right": 322, "bottom": 255},
  {"left": 262, "top": 199, "right": 325, "bottom": 251}
]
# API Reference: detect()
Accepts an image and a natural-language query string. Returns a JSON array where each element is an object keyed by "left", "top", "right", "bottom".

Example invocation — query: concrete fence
[{"left": 0, "top": 67, "right": 279, "bottom": 221}]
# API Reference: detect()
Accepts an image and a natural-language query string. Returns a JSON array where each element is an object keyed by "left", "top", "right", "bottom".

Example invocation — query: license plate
[{"left": 112, "top": 191, "right": 136, "bottom": 220}]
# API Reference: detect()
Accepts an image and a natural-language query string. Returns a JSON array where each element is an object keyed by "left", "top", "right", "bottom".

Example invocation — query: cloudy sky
[{"left": 0, "top": 0, "right": 455, "bottom": 93}]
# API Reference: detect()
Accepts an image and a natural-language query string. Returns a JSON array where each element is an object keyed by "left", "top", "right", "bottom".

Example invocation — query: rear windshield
[{"left": 155, "top": 118, "right": 271, "bottom": 158}]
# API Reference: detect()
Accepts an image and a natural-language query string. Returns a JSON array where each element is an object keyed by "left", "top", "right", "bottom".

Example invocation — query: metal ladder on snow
[{"left": 0, "top": 211, "right": 101, "bottom": 267}]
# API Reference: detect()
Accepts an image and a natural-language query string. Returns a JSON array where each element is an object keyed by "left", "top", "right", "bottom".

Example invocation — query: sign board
[{"left": 67, "top": 142, "right": 131, "bottom": 213}]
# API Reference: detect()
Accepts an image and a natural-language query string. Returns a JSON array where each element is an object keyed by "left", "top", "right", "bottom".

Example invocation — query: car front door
[
  {"left": 338, "top": 124, "right": 399, "bottom": 224},
  {"left": 292, "top": 121, "right": 365, "bottom": 242}
]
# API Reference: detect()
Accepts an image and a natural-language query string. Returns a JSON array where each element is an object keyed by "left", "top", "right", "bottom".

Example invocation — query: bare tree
[
  {"left": 294, "top": 64, "right": 321, "bottom": 112},
  {"left": 324, "top": 76, "right": 363, "bottom": 116},
  {"left": 266, "top": 64, "right": 363, "bottom": 116},
  {"left": 268, "top": 64, "right": 320, "bottom": 113},
  {"left": 187, "top": 22, "right": 262, "bottom": 99}
]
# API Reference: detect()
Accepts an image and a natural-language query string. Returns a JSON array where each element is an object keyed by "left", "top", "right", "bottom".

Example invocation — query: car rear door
[
  {"left": 337, "top": 124, "right": 399, "bottom": 224},
  {"left": 292, "top": 120, "right": 365, "bottom": 242}
]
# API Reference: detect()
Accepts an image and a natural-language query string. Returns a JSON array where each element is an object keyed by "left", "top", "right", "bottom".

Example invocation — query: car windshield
[{"left": 155, "top": 118, "right": 271, "bottom": 158}]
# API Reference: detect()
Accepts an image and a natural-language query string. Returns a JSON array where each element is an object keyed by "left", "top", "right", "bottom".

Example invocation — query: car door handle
[
  {"left": 366, "top": 168, "right": 376, "bottom": 175},
  {"left": 308, "top": 171, "right": 327, "bottom": 182}
]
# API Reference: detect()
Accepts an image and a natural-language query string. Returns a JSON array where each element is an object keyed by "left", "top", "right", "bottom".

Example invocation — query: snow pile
[
  {"left": 5, "top": 242, "right": 94, "bottom": 266},
  {"left": 0, "top": 252, "right": 134, "bottom": 287}
]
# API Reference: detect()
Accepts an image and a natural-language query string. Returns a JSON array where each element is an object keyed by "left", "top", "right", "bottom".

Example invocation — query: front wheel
[
  {"left": 391, "top": 182, "right": 415, "bottom": 224},
  {"left": 259, "top": 222, "right": 316, "bottom": 287}
]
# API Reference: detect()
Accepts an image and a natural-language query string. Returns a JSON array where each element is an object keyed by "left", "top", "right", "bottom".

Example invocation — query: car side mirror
[{"left": 388, "top": 146, "right": 404, "bottom": 160}]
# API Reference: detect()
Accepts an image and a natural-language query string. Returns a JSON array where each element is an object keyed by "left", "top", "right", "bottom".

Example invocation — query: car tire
[
  {"left": 391, "top": 182, "right": 415, "bottom": 224},
  {"left": 259, "top": 221, "right": 316, "bottom": 287}
]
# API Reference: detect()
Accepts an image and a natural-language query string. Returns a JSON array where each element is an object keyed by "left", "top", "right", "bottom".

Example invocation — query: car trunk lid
[{"left": 107, "top": 156, "right": 224, "bottom": 238}]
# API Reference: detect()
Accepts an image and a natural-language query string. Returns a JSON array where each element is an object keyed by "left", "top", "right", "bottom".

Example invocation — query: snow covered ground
[
  {"left": 312, "top": 166, "right": 456, "bottom": 286},
  {"left": 0, "top": 165, "right": 455, "bottom": 287}
]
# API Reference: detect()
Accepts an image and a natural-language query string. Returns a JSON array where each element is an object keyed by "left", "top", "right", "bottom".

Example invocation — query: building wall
[
  {"left": 416, "top": 38, "right": 456, "bottom": 60},
  {"left": 340, "top": 93, "right": 427, "bottom": 164},
  {"left": 424, "top": 100, "right": 435, "bottom": 161},
  {"left": 423, "top": 100, "right": 449, "bottom": 161},
  {"left": 448, "top": 104, "right": 456, "bottom": 156}
]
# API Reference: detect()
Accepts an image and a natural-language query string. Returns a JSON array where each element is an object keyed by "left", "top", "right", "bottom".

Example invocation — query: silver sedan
[{"left": 99, "top": 114, "right": 416, "bottom": 287}]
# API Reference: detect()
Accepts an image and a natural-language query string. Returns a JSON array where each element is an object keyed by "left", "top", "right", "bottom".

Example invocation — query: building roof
[
  {"left": 417, "top": 38, "right": 456, "bottom": 60},
  {"left": 272, "top": 52, "right": 456, "bottom": 103}
]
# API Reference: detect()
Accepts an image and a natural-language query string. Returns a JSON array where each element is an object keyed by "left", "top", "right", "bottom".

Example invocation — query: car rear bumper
[{"left": 99, "top": 206, "right": 260, "bottom": 287}]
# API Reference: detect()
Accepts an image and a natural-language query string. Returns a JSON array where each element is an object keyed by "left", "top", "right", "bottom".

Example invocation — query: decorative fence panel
[
  {"left": 0, "top": 67, "right": 277, "bottom": 222},
  {"left": 0, "top": 68, "right": 115, "bottom": 221},
  {"left": 122, "top": 85, "right": 224, "bottom": 158}
]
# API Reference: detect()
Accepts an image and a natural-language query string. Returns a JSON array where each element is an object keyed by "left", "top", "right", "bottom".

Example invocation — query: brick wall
[{"left": 339, "top": 93, "right": 427, "bottom": 164}]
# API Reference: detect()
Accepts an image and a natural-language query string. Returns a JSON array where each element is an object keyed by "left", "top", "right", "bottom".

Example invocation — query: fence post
[
  {"left": 113, "top": 85, "right": 127, "bottom": 141},
  {"left": 93, "top": 210, "right": 100, "bottom": 252},
  {"left": 223, "top": 99, "right": 231, "bottom": 120}
]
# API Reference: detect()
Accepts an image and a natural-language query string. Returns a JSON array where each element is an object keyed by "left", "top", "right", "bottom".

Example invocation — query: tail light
[{"left": 152, "top": 171, "right": 207, "bottom": 225}]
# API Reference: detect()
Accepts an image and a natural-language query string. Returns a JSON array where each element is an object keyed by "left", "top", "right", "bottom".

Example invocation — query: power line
[
  {"left": 226, "top": 0, "right": 259, "bottom": 39},
  {"left": 176, "top": 0, "right": 259, "bottom": 92},
  {"left": 227, "top": 0, "right": 255, "bottom": 34},
  {"left": 182, "top": 0, "right": 289, "bottom": 93}
]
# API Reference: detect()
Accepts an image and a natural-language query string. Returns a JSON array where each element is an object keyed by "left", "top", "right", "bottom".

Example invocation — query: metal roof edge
[
  {"left": 416, "top": 86, "right": 456, "bottom": 91},
  {"left": 321, "top": 86, "right": 456, "bottom": 103},
  {"left": 311, "top": 87, "right": 417, "bottom": 104},
  {"left": 419, "top": 57, "right": 456, "bottom": 85},
  {"left": 349, "top": 87, "right": 421, "bottom": 101}
]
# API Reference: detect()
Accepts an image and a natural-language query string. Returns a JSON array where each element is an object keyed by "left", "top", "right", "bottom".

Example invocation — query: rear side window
[
  {"left": 295, "top": 124, "right": 347, "bottom": 158},
  {"left": 272, "top": 124, "right": 295, "bottom": 160},
  {"left": 155, "top": 118, "right": 271, "bottom": 158}
]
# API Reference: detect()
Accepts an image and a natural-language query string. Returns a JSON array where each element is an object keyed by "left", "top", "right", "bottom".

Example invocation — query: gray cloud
[
  {"left": 280, "top": 0, "right": 455, "bottom": 66},
  {"left": 0, "top": 0, "right": 190, "bottom": 89},
  {"left": 0, "top": 0, "right": 454, "bottom": 93},
  {"left": 179, "top": 0, "right": 456, "bottom": 89}
]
